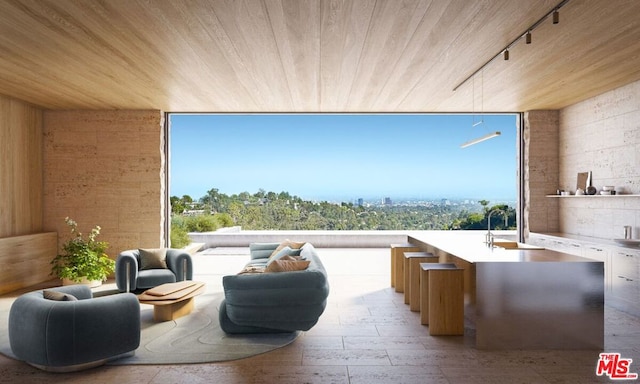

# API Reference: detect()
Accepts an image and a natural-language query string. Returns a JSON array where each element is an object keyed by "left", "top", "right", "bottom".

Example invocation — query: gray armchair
[
  {"left": 8, "top": 285, "right": 140, "bottom": 372},
  {"left": 115, "top": 248, "right": 193, "bottom": 292}
]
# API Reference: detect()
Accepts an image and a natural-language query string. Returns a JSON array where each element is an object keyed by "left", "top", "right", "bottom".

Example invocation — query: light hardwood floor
[{"left": 1, "top": 247, "right": 639, "bottom": 383}]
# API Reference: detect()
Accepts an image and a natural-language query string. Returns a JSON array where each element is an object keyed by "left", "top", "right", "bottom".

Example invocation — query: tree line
[{"left": 170, "top": 188, "right": 516, "bottom": 247}]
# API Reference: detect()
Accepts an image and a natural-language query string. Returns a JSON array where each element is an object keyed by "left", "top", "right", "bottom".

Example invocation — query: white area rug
[{"left": 0, "top": 288, "right": 299, "bottom": 365}]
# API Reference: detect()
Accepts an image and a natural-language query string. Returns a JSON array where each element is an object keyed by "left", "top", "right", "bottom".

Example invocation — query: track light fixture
[{"left": 452, "top": 0, "right": 571, "bottom": 92}]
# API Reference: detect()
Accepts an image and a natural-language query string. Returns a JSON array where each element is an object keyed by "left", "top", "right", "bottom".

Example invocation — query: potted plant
[{"left": 50, "top": 217, "right": 115, "bottom": 287}]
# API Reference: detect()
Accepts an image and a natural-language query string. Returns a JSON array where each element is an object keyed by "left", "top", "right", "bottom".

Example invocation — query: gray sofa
[
  {"left": 8, "top": 285, "right": 140, "bottom": 372},
  {"left": 219, "top": 242, "right": 330, "bottom": 334}
]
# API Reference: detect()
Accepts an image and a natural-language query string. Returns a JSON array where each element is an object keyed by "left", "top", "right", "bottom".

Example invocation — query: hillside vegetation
[{"left": 170, "top": 188, "right": 516, "bottom": 248}]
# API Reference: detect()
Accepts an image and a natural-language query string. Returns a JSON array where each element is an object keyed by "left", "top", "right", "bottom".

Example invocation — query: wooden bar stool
[
  {"left": 389, "top": 243, "right": 420, "bottom": 292},
  {"left": 403, "top": 251, "right": 438, "bottom": 309},
  {"left": 420, "top": 263, "right": 464, "bottom": 335}
]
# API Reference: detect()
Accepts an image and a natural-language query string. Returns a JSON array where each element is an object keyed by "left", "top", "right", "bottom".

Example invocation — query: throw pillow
[
  {"left": 238, "top": 266, "right": 266, "bottom": 275},
  {"left": 266, "top": 246, "right": 297, "bottom": 267},
  {"left": 289, "top": 249, "right": 303, "bottom": 257},
  {"left": 269, "top": 240, "right": 306, "bottom": 258},
  {"left": 43, "top": 290, "right": 78, "bottom": 301},
  {"left": 268, "top": 255, "right": 302, "bottom": 265},
  {"left": 139, "top": 248, "right": 168, "bottom": 270},
  {"left": 265, "top": 259, "right": 311, "bottom": 273}
]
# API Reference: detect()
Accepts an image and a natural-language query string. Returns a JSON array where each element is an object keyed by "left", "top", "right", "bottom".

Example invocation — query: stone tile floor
[{"left": 1, "top": 247, "right": 639, "bottom": 383}]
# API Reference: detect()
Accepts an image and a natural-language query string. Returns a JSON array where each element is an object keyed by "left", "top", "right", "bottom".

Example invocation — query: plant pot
[{"left": 62, "top": 277, "right": 102, "bottom": 288}]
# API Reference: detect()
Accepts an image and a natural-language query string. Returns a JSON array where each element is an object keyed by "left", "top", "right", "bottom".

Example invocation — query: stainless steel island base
[
  {"left": 475, "top": 262, "right": 603, "bottom": 349},
  {"left": 409, "top": 231, "right": 605, "bottom": 350}
]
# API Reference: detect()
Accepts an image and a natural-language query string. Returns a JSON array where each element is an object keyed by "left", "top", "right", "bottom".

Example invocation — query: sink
[
  {"left": 613, "top": 239, "right": 640, "bottom": 247},
  {"left": 492, "top": 240, "right": 545, "bottom": 250}
]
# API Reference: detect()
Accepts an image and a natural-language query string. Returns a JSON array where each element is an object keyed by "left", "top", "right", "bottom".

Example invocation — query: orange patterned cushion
[{"left": 265, "top": 259, "right": 310, "bottom": 273}]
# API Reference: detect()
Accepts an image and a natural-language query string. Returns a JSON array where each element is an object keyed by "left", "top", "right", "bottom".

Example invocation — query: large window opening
[{"left": 167, "top": 113, "right": 519, "bottom": 247}]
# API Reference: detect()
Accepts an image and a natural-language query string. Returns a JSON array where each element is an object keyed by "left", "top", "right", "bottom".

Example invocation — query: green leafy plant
[
  {"left": 170, "top": 217, "right": 191, "bottom": 249},
  {"left": 50, "top": 217, "right": 115, "bottom": 283},
  {"left": 184, "top": 214, "right": 220, "bottom": 232}
]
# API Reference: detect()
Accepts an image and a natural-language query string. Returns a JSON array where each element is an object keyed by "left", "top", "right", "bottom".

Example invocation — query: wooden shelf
[{"left": 546, "top": 194, "right": 640, "bottom": 198}]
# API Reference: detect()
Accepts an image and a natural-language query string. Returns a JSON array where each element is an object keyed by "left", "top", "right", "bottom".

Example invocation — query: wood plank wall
[
  {"left": 0, "top": 95, "right": 43, "bottom": 237},
  {"left": 0, "top": 232, "right": 57, "bottom": 294},
  {"left": 0, "top": 95, "right": 56, "bottom": 294}
]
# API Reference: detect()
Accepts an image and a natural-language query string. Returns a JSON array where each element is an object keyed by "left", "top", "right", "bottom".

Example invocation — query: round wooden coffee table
[{"left": 137, "top": 280, "right": 205, "bottom": 322}]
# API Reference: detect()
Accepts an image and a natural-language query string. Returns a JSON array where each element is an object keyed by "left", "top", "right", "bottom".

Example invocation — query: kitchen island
[{"left": 409, "top": 231, "right": 604, "bottom": 350}]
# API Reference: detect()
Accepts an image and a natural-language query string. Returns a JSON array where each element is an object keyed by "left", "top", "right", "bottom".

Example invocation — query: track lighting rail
[{"left": 452, "top": 0, "right": 571, "bottom": 92}]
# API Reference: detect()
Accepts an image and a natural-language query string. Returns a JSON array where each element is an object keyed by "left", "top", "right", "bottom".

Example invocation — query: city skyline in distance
[{"left": 169, "top": 114, "right": 518, "bottom": 203}]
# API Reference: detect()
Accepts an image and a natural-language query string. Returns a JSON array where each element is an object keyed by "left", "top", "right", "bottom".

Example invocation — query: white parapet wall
[{"left": 188, "top": 229, "right": 412, "bottom": 248}]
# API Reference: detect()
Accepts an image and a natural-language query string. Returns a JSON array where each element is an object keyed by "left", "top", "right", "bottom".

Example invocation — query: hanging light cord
[
  {"left": 472, "top": 70, "right": 485, "bottom": 126},
  {"left": 452, "top": 0, "right": 571, "bottom": 92}
]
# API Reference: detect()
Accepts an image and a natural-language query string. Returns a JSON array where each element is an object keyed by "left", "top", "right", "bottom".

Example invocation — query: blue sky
[{"left": 169, "top": 114, "right": 517, "bottom": 202}]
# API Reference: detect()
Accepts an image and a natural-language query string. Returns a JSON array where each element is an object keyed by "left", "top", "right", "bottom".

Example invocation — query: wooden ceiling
[{"left": 0, "top": 0, "right": 639, "bottom": 112}]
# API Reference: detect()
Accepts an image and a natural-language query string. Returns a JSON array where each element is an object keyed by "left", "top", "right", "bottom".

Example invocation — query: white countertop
[
  {"left": 534, "top": 232, "right": 640, "bottom": 251},
  {"left": 409, "top": 231, "right": 595, "bottom": 263}
]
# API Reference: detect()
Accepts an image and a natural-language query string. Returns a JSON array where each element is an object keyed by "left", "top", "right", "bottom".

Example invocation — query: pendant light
[{"left": 461, "top": 70, "right": 501, "bottom": 148}]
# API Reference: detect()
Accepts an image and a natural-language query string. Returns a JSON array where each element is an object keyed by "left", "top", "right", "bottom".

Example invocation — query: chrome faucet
[{"left": 486, "top": 209, "right": 507, "bottom": 248}]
